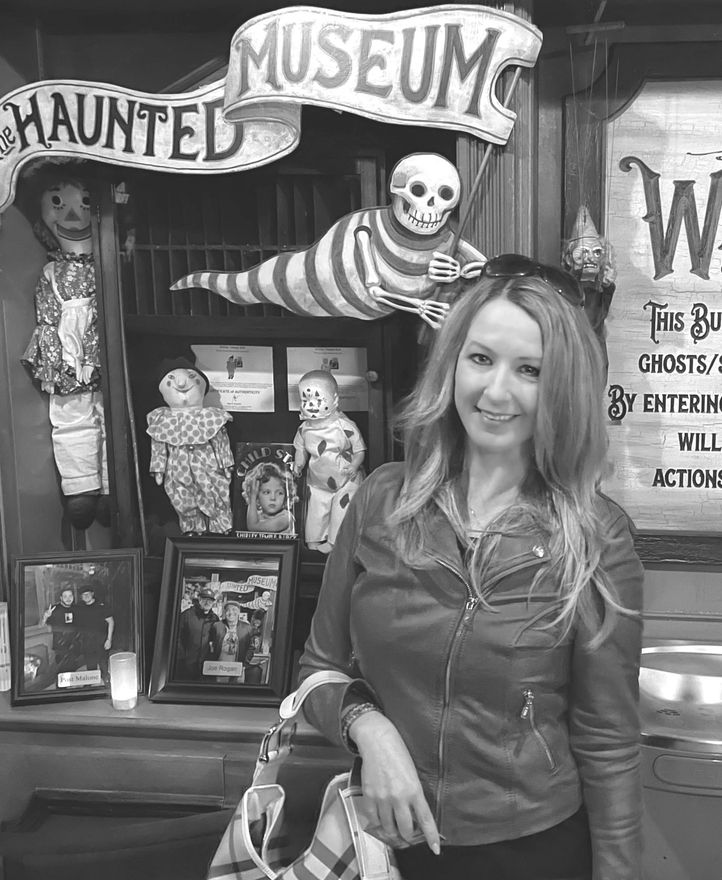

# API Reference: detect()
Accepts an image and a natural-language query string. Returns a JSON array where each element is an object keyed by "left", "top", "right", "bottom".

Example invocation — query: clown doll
[
  {"left": 147, "top": 357, "right": 234, "bottom": 535},
  {"left": 21, "top": 177, "right": 109, "bottom": 530},
  {"left": 292, "top": 370, "right": 365, "bottom": 554}
]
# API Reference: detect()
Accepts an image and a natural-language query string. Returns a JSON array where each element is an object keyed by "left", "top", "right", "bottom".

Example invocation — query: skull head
[
  {"left": 389, "top": 153, "right": 461, "bottom": 236},
  {"left": 298, "top": 370, "right": 339, "bottom": 421}
]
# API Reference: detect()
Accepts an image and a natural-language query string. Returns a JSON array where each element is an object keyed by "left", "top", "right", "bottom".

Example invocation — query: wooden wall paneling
[
  {"left": 93, "top": 182, "right": 144, "bottom": 549},
  {"left": 536, "top": 41, "right": 607, "bottom": 263},
  {"left": 0, "top": 208, "right": 66, "bottom": 561},
  {"left": 635, "top": 534, "right": 722, "bottom": 566},
  {"left": 363, "top": 324, "right": 386, "bottom": 472},
  {"left": 203, "top": 189, "right": 224, "bottom": 318},
  {"left": 455, "top": 0, "right": 537, "bottom": 258}
]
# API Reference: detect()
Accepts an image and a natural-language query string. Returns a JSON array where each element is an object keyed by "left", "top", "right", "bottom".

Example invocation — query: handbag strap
[
  {"left": 278, "top": 670, "right": 353, "bottom": 721},
  {"left": 253, "top": 670, "right": 353, "bottom": 783}
]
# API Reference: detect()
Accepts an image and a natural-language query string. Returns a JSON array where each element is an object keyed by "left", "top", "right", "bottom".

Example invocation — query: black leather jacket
[{"left": 300, "top": 462, "right": 644, "bottom": 880}]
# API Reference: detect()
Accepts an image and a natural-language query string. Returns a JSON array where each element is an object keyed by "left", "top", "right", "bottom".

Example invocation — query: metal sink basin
[{"left": 640, "top": 645, "right": 722, "bottom": 705}]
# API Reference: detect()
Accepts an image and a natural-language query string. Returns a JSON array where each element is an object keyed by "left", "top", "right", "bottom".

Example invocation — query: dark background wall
[{"left": 0, "top": 11, "right": 244, "bottom": 587}]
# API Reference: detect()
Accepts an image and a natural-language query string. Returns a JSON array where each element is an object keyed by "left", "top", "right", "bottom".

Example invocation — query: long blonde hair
[{"left": 391, "top": 275, "right": 631, "bottom": 647}]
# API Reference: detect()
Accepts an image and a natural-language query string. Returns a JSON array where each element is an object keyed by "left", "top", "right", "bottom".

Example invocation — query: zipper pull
[
  {"left": 463, "top": 596, "right": 479, "bottom": 621},
  {"left": 520, "top": 688, "right": 534, "bottom": 719}
]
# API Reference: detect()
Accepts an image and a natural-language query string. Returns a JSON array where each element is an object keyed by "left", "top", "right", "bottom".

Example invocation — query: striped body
[{"left": 170, "top": 206, "right": 482, "bottom": 319}]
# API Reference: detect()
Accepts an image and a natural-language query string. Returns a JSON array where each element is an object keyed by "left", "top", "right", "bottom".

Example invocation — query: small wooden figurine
[{"left": 562, "top": 205, "right": 617, "bottom": 371}]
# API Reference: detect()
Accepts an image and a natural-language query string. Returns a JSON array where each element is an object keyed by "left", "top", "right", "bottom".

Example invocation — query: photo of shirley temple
[{"left": 239, "top": 460, "right": 298, "bottom": 535}]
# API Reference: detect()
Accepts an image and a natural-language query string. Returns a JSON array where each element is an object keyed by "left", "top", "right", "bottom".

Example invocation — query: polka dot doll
[
  {"left": 293, "top": 369, "right": 365, "bottom": 553},
  {"left": 147, "top": 357, "right": 234, "bottom": 534}
]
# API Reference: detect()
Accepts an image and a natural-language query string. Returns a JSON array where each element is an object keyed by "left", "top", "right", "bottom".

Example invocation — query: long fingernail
[{"left": 431, "top": 842, "right": 440, "bottom": 856}]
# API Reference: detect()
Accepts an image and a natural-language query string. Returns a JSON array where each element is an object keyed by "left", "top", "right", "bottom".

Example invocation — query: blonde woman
[{"left": 299, "top": 256, "right": 643, "bottom": 880}]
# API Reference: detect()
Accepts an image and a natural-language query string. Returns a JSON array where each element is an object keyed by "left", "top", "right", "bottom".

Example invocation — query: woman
[{"left": 299, "top": 257, "right": 644, "bottom": 880}]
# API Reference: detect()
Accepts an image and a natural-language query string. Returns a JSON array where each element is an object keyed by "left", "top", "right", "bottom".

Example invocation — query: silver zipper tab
[
  {"left": 520, "top": 687, "right": 556, "bottom": 771},
  {"left": 464, "top": 596, "right": 479, "bottom": 622},
  {"left": 520, "top": 688, "right": 534, "bottom": 720}
]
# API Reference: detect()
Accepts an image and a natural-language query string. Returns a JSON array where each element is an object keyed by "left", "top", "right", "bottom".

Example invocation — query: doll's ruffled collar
[{"left": 147, "top": 406, "right": 231, "bottom": 445}]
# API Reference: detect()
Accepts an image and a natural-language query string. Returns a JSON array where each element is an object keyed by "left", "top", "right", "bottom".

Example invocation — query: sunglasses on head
[{"left": 481, "top": 253, "right": 585, "bottom": 309}]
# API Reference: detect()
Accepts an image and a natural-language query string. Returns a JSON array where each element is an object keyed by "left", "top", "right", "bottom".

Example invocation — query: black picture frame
[
  {"left": 149, "top": 536, "right": 298, "bottom": 707},
  {"left": 10, "top": 548, "right": 144, "bottom": 706}
]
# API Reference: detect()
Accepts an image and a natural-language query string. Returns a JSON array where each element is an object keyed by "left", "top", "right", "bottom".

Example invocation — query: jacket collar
[{"left": 425, "top": 503, "right": 549, "bottom": 585}]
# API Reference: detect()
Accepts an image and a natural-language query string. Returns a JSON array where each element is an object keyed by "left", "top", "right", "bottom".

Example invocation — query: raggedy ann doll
[
  {"left": 292, "top": 370, "right": 365, "bottom": 554},
  {"left": 21, "top": 178, "right": 110, "bottom": 530},
  {"left": 147, "top": 357, "right": 234, "bottom": 535}
]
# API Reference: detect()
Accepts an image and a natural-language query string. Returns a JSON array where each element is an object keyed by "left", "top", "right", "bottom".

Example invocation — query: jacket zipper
[
  {"left": 433, "top": 558, "right": 480, "bottom": 830},
  {"left": 430, "top": 555, "right": 551, "bottom": 828},
  {"left": 520, "top": 688, "right": 557, "bottom": 772}
]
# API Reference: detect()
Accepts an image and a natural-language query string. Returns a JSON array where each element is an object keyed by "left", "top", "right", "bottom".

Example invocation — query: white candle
[{"left": 109, "top": 651, "right": 138, "bottom": 710}]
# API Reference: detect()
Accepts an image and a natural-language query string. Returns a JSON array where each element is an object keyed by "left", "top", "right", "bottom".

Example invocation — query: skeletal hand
[
  {"left": 460, "top": 260, "right": 486, "bottom": 279},
  {"left": 428, "top": 251, "right": 460, "bottom": 282},
  {"left": 416, "top": 299, "right": 450, "bottom": 329},
  {"left": 602, "top": 265, "right": 617, "bottom": 286},
  {"left": 368, "top": 285, "right": 449, "bottom": 329}
]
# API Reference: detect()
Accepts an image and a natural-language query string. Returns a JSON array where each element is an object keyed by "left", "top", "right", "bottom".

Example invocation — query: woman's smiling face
[{"left": 454, "top": 297, "right": 542, "bottom": 462}]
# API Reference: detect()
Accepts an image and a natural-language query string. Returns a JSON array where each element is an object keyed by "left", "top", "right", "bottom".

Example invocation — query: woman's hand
[{"left": 349, "top": 711, "right": 440, "bottom": 855}]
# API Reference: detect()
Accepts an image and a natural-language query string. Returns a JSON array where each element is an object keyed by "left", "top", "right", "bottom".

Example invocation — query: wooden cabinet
[
  {"left": 87, "top": 124, "right": 422, "bottom": 670},
  {"left": 0, "top": 691, "right": 349, "bottom": 876},
  {"left": 94, "top": 139, "right": 417, "bottom": 549}
]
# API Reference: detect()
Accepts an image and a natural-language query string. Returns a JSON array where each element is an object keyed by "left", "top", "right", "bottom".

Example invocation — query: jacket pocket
[{"left": 519, "top": 688, "right": 557, "bottom": 773}]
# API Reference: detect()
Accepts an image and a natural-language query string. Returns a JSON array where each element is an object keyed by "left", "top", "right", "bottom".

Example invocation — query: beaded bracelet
[{"left": 340, "top": 701, "right": 381, "bottom": 751}]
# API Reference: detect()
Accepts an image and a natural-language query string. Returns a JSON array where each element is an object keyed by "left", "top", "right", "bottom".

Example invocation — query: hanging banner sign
[
  {"left": 224, "top": 5, "right": 542, "bottom": 144},
  {"left": 0, "top": 4, "right": 541, "bottom": 216},
  {"left": 0, "top": 77, "right": 297, "bottom": 214}
]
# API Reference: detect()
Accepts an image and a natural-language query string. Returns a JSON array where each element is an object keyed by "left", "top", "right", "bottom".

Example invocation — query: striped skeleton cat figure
[{"left": 170, "top": 153, "right": 486, "bottom": 328}]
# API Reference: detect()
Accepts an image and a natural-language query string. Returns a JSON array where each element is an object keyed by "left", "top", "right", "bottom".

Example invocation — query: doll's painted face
[
  {"left": 299, "top": 373, "right": 339, "bottom": 420},
  {"left": 159, "top": 368, "right": 206, "bottom": 409},
  {"left": 41, "top": 181, "right": 92, "bottom": 255},
  {"left": 564, "top": 233, "right": 604, "bottom": 282}
]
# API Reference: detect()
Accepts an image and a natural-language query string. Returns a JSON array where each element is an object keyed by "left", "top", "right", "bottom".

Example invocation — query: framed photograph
[
  {"left": 232, "top": 442, "right": 303, "bottom": 539},
  {"left": 10, "top": 549, "right": 143, "bottom": 706},
  {"left": 149, "top": 537, "right": 298, "bottom": 706}
]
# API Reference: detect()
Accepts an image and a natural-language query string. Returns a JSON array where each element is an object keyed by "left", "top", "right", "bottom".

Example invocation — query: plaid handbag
[{"left": 207, "top": 671, "right": 402, "bottom": 880}]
